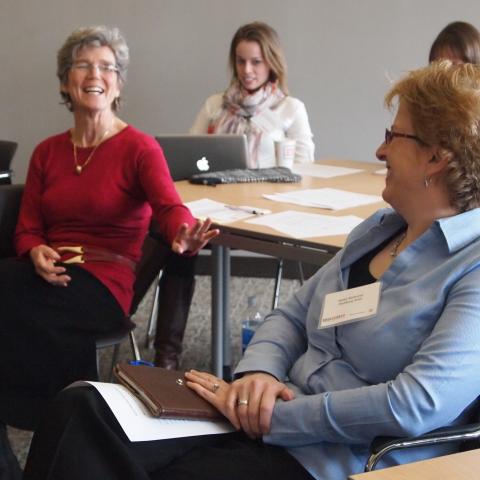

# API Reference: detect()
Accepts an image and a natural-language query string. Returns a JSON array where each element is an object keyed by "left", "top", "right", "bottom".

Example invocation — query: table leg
[
  {"left": 211, "top": 244, "right": 224, "bottom": 378},
  {"left": 222, "top": 246, "right": 231, "bottom": 380},
  {"left": 211, "top": 244, "right": 232, "bottom": 379}
]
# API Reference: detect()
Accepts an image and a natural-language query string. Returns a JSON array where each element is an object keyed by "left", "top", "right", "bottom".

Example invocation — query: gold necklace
[
  {"left": 390, "top": 231, "right": 407, "bottom": 258},
  {"left": 72, "top": 127, "right": 111, "bottom": 175}
]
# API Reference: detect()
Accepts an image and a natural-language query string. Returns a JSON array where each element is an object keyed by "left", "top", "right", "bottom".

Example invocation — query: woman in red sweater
[{"left": 0, "top": 25, "right": 217, "bottom": 478}]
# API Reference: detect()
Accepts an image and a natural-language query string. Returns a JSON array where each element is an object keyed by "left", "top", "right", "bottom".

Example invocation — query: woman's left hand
[
  {"left": 185, "top": 370, "right": 240, "bottom": 428},
  {"left": 171, "top": 218, "right": 219, "bottom": 255},
  {"left": 185, "top": 370, "right": 294, "bottom": 439}
]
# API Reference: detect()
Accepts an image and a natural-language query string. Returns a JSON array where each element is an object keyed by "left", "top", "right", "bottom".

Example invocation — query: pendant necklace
[
  {"left": 72, "top": 123, "right": 112, "bottom": 175},
  {"left": 390, "top": 231, "right": 407, "bottom": 258}
]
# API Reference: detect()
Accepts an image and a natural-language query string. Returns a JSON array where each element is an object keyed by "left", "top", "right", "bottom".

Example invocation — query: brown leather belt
[{"left": 53, "top": 245, "right": 137, "bottom": 272}]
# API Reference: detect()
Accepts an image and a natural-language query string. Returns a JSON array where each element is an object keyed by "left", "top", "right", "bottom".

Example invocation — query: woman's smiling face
[
  {"left": 235, "top": 40, "right": 271, "bottom": 93},
  {"left": 62, "top": 45, "right": 121, "bottom": 113}
]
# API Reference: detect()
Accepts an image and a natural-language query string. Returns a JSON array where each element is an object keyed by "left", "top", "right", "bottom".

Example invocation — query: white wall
[{"left": 2, "top": 0, "right": 480, "bottom": 181}]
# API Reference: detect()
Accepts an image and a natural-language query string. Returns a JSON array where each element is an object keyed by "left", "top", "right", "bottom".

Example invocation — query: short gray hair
[{"left": 57, "top": 26, "right": 129, "bottom": 111}]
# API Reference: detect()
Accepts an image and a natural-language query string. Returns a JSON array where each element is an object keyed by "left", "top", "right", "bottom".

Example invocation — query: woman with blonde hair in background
[{"left": 154, "top": 21, "right": 315, "bottom": 370}]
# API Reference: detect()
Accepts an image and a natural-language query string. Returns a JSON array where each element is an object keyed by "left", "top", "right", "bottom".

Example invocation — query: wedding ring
[
  {"left": 212, "top": 382, "right": 220, "bottom": 393},
  {"left": 237, "top": 398, "right": 249, "bottom": 406}
]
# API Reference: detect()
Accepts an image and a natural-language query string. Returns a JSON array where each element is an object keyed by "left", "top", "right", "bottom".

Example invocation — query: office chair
[
  {"left": 95, "top": 232, "right": 168, "bottom": 380},
  {"left": 0, "top": 184, "right": 23, "bottom": 257},
  {"left": 364, "top": 406, "right": 480, "bottom": 471},
  {"left": 272, "top": 258, "right": 305, "bottom": 309},
  {"left": 0, "top": 184, "right": 167, "bottom": 380},
  {"left": 0, "top": 140, "right": 18, "bottom": 185}
]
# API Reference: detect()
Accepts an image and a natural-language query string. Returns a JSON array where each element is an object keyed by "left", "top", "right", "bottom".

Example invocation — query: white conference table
[{"left": 176, "top": 159, "right": 388, "bottom": 377}]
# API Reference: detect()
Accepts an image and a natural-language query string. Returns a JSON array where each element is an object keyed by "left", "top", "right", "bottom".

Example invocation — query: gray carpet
[{"left": 7, "top": 274, "right": 300, "bottom": 468}]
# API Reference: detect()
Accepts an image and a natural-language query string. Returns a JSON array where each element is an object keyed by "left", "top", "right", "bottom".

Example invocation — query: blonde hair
[
  {"left": 228, "top": 21, "right": 289, "bottom": 94},
  {"left": 385, "top": 61, "right": 480, "bottom": 212}
]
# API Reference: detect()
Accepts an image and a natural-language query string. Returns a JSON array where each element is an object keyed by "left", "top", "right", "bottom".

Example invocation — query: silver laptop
[{"left": 155, "top": 134, "right": 248, "bottom": 181}]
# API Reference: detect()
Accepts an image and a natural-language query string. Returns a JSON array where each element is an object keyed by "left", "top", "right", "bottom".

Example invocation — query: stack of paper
[
  {"left": 263, "top": 188, "right": 382, "bottom": 210},
  {"left": 82, "top": 382, "right": 234, "bottom": 442},
  {"left": 246, "top": 210, "right": 363, "bottom": 238},
  {"left": 185, "top": 198, "right": 253, "bottom": 223},
  {"left": 291, "top": 163, "right": 363, "bottom": 178}
]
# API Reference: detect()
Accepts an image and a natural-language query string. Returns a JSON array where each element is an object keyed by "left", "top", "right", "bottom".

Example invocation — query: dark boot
[
  {"left": 154, "top": 253, "right": 197, "bottom": 370},
  {"left": 0, "top": 424, "right": 22, "bottom": 480}
]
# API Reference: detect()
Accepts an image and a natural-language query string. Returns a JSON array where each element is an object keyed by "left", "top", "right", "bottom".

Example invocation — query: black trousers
[
  {"left": 24, "top": 386, "right": 314, "bottom": 480},
  {"left": 0, "top": 258, "right": 124, "bottom": 430}
]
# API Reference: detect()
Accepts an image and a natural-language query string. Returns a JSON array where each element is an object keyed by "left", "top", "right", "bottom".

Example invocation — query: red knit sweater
[{"left": 15, "top": 125, "right": 194, "bottom": 314}]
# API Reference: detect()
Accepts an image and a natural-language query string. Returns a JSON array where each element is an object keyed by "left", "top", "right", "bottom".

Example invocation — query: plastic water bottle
[{"left": 241, "top": 296, "right": 263, "bottom": 353}]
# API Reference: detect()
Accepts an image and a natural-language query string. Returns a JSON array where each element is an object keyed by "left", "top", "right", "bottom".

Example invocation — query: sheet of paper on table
[
  {"left": 70, "top": 381, "right": 234, "bottom": 442},
  {"left": 185, "top": 198, "right": 253, "bottom": 223},
  {"left": 263, "top": 188, "right": 383, "bottom": 210},
  {"left": 246, "top": 210, "right": 363, "bottom": 238},
  {"left": 291, "top": 163, "right": 363, "bottom": 178}
]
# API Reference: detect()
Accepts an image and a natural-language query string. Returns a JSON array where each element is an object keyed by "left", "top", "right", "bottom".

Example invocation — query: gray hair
[{"left": 57, "top": 25, "right": 129, "bottom": 111}]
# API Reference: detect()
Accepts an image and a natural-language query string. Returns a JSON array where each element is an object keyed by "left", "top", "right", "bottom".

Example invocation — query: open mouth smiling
[{"left": 83, "top": 86, "right": 104, "bottom": 94}]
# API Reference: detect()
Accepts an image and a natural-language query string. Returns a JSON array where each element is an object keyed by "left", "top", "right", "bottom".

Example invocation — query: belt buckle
[
  {"left": 61, "top": 254, "right": 84, "bottom": 264},
  {"left": 57, "top": 246, "right": 84, "bottom": 254},
  {"left": 56, "top": 246, "right": 85, "bottom": 264}
]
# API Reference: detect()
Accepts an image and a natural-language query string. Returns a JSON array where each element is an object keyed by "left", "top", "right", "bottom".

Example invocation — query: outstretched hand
[{"left": 171, "top": 218, "right": 219, "bottom": 255}]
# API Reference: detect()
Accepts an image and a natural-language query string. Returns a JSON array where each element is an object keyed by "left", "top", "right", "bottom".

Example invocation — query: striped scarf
[{"left": 209, "top": 82, "right": 285, "bottom": 168}]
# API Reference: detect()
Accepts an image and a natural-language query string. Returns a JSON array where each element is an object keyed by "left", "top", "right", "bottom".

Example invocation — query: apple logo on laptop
[{"left": 196, "top": 156, "right": 210, "bottom": 172}]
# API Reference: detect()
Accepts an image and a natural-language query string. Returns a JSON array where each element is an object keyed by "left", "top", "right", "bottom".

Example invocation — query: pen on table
[{"left": 225, "top": 205, "right": 271, "bottom": 215}]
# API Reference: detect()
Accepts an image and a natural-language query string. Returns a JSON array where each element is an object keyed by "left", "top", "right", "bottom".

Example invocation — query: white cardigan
[{"left": 190, "top": 93, "right": 315, "bottom": 167}]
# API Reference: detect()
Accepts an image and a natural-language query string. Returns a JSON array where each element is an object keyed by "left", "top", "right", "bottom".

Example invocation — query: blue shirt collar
[
  {"left": 342, "top": 207, "right": 480, "bottom": 266},
  {"left": 436, "top": 208, "right": 480, "bottom": 253}
]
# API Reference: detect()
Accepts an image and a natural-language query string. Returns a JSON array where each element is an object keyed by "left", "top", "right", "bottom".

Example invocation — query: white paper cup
[{"left": 274, "top": 139, "right": 296, "bottom": 169}]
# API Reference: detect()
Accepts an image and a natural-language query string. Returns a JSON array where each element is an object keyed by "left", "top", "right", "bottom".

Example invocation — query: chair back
[
  {"left": 0, "top": 141, "right": 18, "bottom": 185},
  {"left": 97, "top": 227, "right": 168, "bottom": 374},
  {"left": 0, "top": 185, "right": 165, "bottom": 373},
  {"left": 0, "top": 184, "right": 23, "bottom": 258},
  {"left": 130, "top": 232, "right": 169, "bottom": 315},
  {"left": 0, "top": 140, "right": 18, "bottom": 170}
]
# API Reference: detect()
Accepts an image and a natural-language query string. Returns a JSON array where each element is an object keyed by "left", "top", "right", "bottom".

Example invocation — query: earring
[{"left": 424, "top": 176, "right": 431, "bottom": 188}]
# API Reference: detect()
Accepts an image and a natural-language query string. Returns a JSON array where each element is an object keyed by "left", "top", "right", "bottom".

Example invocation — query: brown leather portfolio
[{"left": 114, "top": 364, "right": 223, "bottom": 420}]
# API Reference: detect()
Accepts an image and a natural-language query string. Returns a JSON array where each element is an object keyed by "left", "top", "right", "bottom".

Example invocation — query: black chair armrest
[
  {"left": 0, "top": 184, "right": 23, "bottom": 258},
  {"left": 365, "top": 422, "right": 480, "bottom": 471}
]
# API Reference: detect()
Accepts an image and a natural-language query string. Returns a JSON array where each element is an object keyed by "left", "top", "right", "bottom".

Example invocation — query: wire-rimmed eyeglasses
[{"left": 71, "top": 62, "right": 119, "bottom": 75}]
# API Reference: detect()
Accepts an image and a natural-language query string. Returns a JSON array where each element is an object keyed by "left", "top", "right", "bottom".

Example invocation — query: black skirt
[{"left": 0, "top": 258, "right": 124, "bottom": 429}]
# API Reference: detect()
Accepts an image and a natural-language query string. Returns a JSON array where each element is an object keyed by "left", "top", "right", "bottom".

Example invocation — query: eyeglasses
[
  {"left": 385, "top": 128, "right": 425, "bottom": 145},
  {"left": 71, "top": 62, "right": 119, "bottom": 75}
]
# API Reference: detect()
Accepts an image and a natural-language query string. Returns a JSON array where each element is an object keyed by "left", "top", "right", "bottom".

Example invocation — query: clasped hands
[{"left": 185, "top": 370, "right": 295, "bottom": 439}]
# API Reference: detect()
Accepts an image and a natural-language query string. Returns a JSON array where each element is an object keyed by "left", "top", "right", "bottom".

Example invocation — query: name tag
[{"left": 318, "top": 282, "right": 381, "bottom": 329}]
